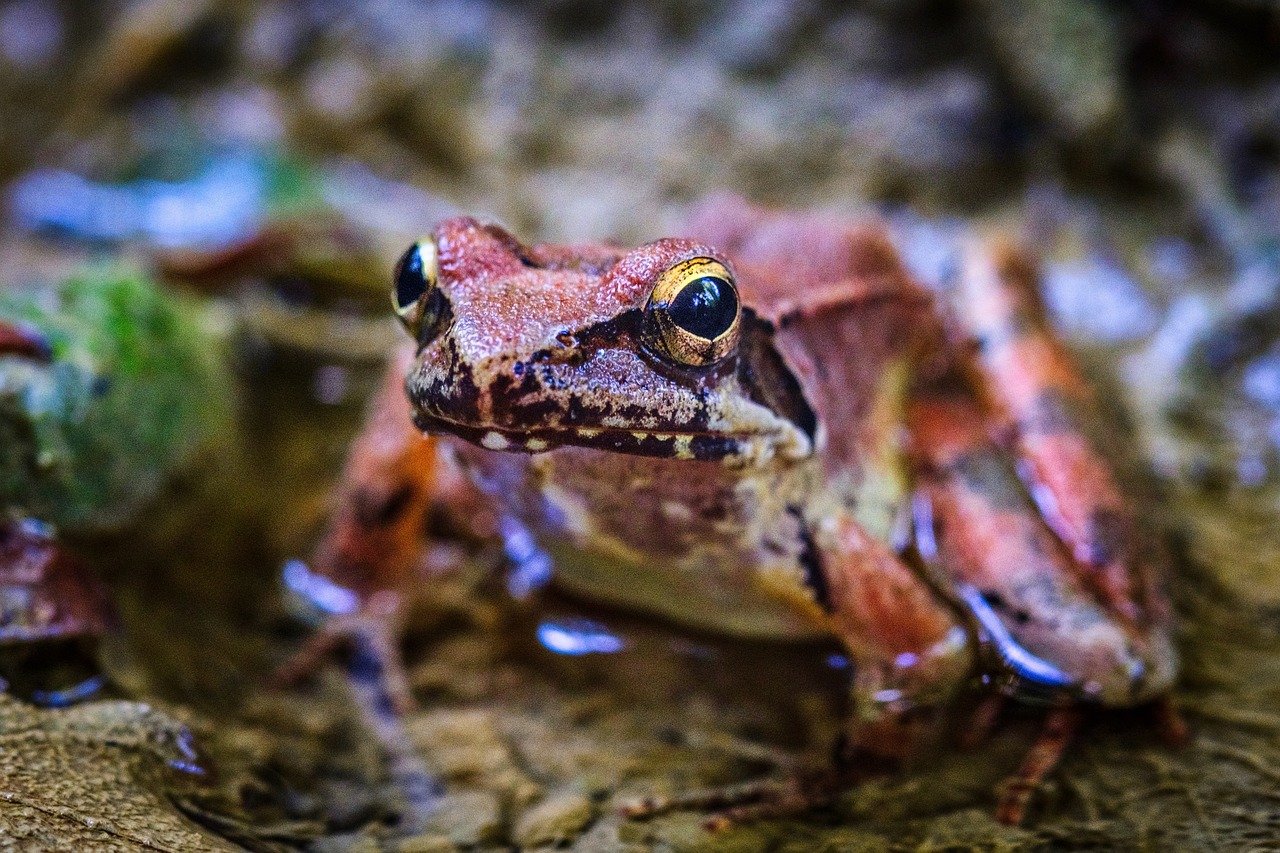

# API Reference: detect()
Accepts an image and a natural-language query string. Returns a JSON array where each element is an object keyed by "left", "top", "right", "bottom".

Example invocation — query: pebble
[
  {"left": 512, "top": 791, "right": 595, "bottom": 847},
  {"left": 421, "top": 790, "right": 503, "bottom": 846}
]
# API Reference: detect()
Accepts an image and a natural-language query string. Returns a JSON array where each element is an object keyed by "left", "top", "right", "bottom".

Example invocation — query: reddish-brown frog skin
[
  {"left": 302, "top": 196, "right": 1177, "bottom": 824},
  {"left": 0, "top": 519, "right": 112, "bottom": 645}
]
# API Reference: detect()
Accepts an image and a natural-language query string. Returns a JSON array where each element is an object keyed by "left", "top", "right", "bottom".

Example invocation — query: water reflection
[
  {"left": 536, "top": 617, "right": 626, "bottom": 656},
  {"left": 9, "top": 156, "right": 268, "bottom": 249},
  {"left": 30, "top": 674, "right": 105, "bottom": 708},
  {"left": 502, "top": 517, "right": 553, "bottom": 599},
  {"left": 164, "top": 726, "right": 207, "bottom": 776},
  {"left": 282, "top": 558, "right": 358, "bottom": 616}
]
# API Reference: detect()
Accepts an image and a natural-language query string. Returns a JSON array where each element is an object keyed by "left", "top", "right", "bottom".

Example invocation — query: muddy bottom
[{"left": 0, "top": 345, "right": 1263, "bottom": 853}]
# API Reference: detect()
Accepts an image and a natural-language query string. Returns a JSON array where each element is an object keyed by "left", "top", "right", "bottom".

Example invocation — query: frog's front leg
[
  {"left": 273, "top": 346, "right": 483, "bottom": 713},
  {"left": 810, "top": 513, "right": 974, "bottom": 760},
  {"left": 625, "top": 515, "right": 975, "bottom": 829}
]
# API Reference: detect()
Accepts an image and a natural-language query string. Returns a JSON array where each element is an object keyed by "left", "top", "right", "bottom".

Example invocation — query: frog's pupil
[
  {"left": 395, "top": 244, "right": 429, "bottom": 310},
  {"left": 668, "top": 276, "right": 737, "bottom": 340}
]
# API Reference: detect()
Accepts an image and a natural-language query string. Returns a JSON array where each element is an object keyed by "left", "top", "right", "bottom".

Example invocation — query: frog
[
  {"left": 0, "top": 516, "right": 113, "bottom": 704},
  {"left": 279, "top": 195, "right": 1179, "bottom": 826}
]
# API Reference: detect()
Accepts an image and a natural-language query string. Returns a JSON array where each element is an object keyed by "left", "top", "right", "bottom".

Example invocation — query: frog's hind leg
[
  {"left": 941, "top": 238, "right": 1177, "bottom": 697},
  {"left": 907, "top": 389, "right": 1158, "bottom": 822},
  {"left": 946, "top": 240, "right": 1168, "bottom": 632}
]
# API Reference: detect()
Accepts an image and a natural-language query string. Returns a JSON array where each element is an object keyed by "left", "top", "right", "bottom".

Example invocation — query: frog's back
[
  {"left": 681, "top": 195, "right": 937, "bottom": 496},
  {"left": 681, "top": 194, "right": 924, "bottom": 312}
]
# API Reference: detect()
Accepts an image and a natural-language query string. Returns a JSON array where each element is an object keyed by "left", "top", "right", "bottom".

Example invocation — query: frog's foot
[
  {"left": 271, "top": 590, "right": 416, "bottom": 715},
  {"left": 269, "top": 348, "right": 479, "bottom": 715},
  {"left": 620, "top": 767, "right": 844, "bottom": 831},
  {"left": 990, "top": 699, "right": 1187, "bottom": 824},
  {"left": 995, "top": 707, "right": 1081, "bottom": 825}
]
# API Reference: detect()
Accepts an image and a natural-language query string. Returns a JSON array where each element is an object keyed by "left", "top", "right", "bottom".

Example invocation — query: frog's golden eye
[
  {"left": 643, "top": 257, "right": 740, "bottom": 367},
  {"left": 392, "top": 239, "right": 449, "bottom": 345}
]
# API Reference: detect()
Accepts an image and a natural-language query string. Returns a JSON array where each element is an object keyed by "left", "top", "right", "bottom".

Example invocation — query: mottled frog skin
[
  {"left": 406, "top": 216, "right": 919, "bottom": 642},
  {"left": 297, "top": 195, "right": 1178, "bottom": 825}
]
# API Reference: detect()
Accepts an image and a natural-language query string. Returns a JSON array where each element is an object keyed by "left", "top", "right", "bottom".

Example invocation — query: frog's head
[{"left": 393, "top": 217, "right": 817, "bottom": 465}]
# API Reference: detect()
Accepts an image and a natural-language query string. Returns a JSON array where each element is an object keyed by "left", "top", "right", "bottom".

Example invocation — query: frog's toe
[
  {"left": 994, "top": 707, "right": 1081, "bottom": 825},
  {"left": 271, "top": 592, "right": 416, "bottom": 714}
]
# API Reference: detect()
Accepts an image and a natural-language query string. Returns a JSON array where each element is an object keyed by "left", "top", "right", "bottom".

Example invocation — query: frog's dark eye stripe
[
  {"left": 643, "top": 257, "right": 740, "bottom": 368},
  {"left": 392, "top": 239, "right": 450, "bottom": 346}
]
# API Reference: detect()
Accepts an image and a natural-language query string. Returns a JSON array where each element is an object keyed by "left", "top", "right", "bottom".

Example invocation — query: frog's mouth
[
  {"left": 408, "top": 307, "right": 819, "bottom": 464},
  {"left": 411, "top": 412, "right": 810, "bottom": 464}
]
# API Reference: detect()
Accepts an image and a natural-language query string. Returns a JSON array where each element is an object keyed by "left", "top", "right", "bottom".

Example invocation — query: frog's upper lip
[{"left": 412, "top": 412, "right": 806, "bottom": 462}]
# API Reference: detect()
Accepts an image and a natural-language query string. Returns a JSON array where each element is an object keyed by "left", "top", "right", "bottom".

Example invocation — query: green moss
[{"left": 0, "top": 264, "right": 233, "bottom": 531}]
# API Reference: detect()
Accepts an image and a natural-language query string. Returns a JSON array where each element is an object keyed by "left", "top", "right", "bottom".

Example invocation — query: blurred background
[
  {"left": 0, "top": 0, "right": 1277, "bottom": 240},
  {"left": 4, "top": 2, "right": 1280, "bottom": 852}
]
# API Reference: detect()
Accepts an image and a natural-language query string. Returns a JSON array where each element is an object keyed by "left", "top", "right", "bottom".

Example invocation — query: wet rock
[
  {"left": 419, "top": 790, "right": 502, "bottom": 846},
  {"left": 571, "top": 818, "right": 647, "bottom": 853},
  {"left": 919, "top": 808, "right": 1035, "bottom": 848},
  {"left": 321, "top": 778, "right": 384, "bottom": 830},
  {"left": 406, "top": 708, "right": 514, "bottom": 781},
  {"left": 972, "top": 0, "right": 1122, "bottom": 139},
  {"left": 512, "top": 791, "right": 594, "bottom": 847},
  {"left": 617, "top": 811, "right": 778, "bottom": 853},
  {"left": 705, "top": 0, "right": 822, "bottom": 75},
  {"left": 393, "top": 834, "right": 458, "bottom": 853},
  {"left": 310, "top": 833, "right": 381, "bottom": 853},
  {"left": 0, "top": 695, "right": 240, "bottom": 851},
  {"left": 775, "top": 828, "right": 895, "bottom": 853}
]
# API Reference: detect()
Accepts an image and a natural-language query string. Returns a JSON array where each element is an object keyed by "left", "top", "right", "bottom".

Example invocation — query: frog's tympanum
[{"left": 289, "top": 196, "right": 1178, "bottom": 826}]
